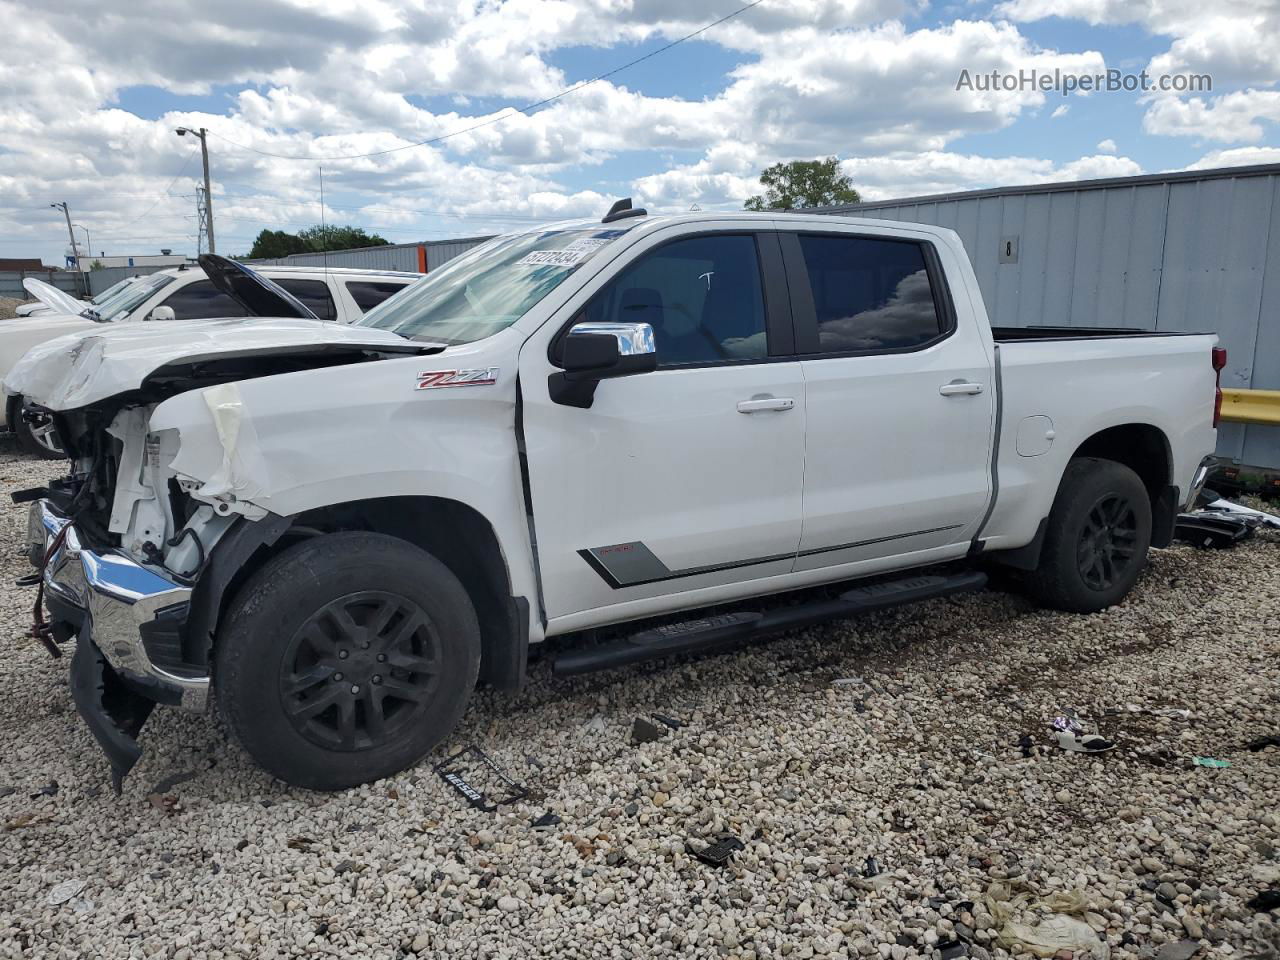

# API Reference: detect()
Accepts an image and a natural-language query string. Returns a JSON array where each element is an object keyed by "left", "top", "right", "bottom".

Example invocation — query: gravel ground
[{"left": 0, "top": 440, "right": 1277, "bottom": 960}]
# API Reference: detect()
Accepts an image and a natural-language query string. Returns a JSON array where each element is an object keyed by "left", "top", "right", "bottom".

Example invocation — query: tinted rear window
[
  {"left": 345, "top": 280, "right": 411, "bottom": 313},
  {"left": 276, "top": 278, "right": 337, "bottom": 321},
  {"left": 799, "top": 235, "right": 943, "bottom": 352}
]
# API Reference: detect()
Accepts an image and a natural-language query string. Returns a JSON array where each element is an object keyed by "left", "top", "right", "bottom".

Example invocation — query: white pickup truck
[
  {"left": 2, "top": 258, "right": 417, "bottom": 457},
  {"left": 11, "top": 204, "right": 1221, "bottom": 791}
]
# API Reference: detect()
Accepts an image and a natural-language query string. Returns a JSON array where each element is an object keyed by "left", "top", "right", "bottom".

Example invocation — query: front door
[{"left": 520, "top": 231, "right": 806, "bottom": 628}]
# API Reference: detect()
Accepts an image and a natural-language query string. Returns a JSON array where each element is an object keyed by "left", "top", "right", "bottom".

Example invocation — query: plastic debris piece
[
  {"left": 30, "top": 781, "right": 58, "bottom": 799},
  {"left": 1054, "top": 730, "right": 1115, "bottom": 754},
  {"left": 862, "top": 856, "right": 881, "bottom": 877},
  {"left": 1174, "top": 511, "right": 1256, "bottom": 548},
  {"left": 832, "top": 676, "right": 866, "bottom": 686},
  {"left": 939, "top": 940, "right": 969, "bottom": 960},
  {"left": 1247, "top": 735, "right": 1280, "bottom": 752},
  {"left": 71, "top": 898, "right": 94, "bottom": 915},
  {"left": 434, "top": 746, "right": 527, "bottom": 812},
  {"left": 986, "top": 881, "right": 1110, "bottom": 959},
  {"left": 531, "top": 811, "right": 562, "bottom": 830},
  {"left": 686, "top": 835, "right": 744, "bottom": 868},
  {"left": 651, "top": 713, "right": 683, "bottom": 729},
  {"left": 1052, "top": 715, "right": 1084, "bottom": 736},
  {"left": 1246, "top": 888, "right": 1280, "bottom": 912},
  {"left": 1203, "top": 497, "right": 1280, "bottom": 529},
  {"left": 1193, "top": 756, "right": 1231, "bottom": 768},
  {"left": 582, "top": 715, "right": 607, "bottom": 736},
  {"left": 47, "top": 879, "right": 86, "bottom": 906},
  {"left": 630, "top": 717, "right": 666, "bottom": 745}
]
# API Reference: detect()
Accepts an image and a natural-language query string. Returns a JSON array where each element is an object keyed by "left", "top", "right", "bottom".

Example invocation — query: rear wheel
[
  {"left": 12, "top": 396, "right": 64, "bottom": 459},
  {"left": 1027, "top": 457, "right": 1152, "bottom": 613},
  {"left": 215, "top": 531, "right": 480, "bottom": 789}
]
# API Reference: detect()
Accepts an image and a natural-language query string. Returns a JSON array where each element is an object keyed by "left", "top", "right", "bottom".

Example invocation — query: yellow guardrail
[{"left": 1221, "top": 388, "right": 1280, "bottom": 426}]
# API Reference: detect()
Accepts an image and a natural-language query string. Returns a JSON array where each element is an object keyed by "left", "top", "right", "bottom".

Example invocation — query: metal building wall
[
  {"left": 247, "top": 236, "right": 492, "bottom": 272},
  {"left": 817, "top": 164, "right": 1280, "bottom": 467}
]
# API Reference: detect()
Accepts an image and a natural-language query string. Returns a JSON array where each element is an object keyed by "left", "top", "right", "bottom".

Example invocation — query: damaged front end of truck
[{"left": 12, "top": 258, "right": 431, "bottom": 789}]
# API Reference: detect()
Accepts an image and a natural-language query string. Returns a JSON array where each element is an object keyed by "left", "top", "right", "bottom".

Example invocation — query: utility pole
[
  {"left": 175, "top": 126, "right": 215, "bottom": 254},
  {"left": 195, "top": 185, "right": 210, "bottom": 256},
  {"left": 50, "top": 201, "right": 85, "bottom": 295}
]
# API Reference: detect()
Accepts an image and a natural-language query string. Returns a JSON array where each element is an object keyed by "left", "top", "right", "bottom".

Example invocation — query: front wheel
[
  {"left": 1027, "top": 457, "right": 1152, "bottom": 613},
  {"left": 215, "top": 531, "right": 481, "bottom": 790}
]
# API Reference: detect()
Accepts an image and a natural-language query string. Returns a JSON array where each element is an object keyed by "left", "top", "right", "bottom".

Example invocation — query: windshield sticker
[
  {"left": 416, "top": 367, "right": 500, "bottom": 390},
  {"left": 515, "top": 237, "right": 612, "bottom": 268}
]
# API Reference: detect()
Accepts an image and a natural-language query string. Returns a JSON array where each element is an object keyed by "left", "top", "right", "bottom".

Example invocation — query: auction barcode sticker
[{"left": 516, "top": 237, "right": 611, "bottom": 268}]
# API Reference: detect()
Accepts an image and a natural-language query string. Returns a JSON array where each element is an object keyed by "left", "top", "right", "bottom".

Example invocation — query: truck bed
[{"left": 992, "top": 326, "right": 1208, "bottom": 342}]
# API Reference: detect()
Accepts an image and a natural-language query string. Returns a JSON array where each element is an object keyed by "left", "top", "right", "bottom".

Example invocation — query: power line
[
  {"left": 205, "top": 0, "right": 766, "bottom": 162},
  {"left": 123, "top": 149, "right": 201, "bottom": 225}
]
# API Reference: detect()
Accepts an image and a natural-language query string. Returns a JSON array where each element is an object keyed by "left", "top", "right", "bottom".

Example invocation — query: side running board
[{"left": 552, "top": 570, "right": 987, "bottom": 676}]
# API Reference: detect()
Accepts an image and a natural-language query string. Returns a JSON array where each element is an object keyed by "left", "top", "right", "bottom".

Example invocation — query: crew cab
[
  {"left": 9, "top": 205, "right": 1221, "bottom": 791},
  {"left": 1, "top": 260, "right": 417, "bottom": 456}
]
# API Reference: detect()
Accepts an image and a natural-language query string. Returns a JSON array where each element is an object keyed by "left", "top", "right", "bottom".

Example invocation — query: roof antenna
[{"left": 602, "top": 197, "right": 648, "bottom": 224}]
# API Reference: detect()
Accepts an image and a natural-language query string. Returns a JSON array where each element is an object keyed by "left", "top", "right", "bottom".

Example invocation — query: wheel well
[
  {"left": 203, "top": 497, "right": 527, "bottom": 691},
  {"left": 1070, "top": 423, "right": 1176, "bottom": 547}
]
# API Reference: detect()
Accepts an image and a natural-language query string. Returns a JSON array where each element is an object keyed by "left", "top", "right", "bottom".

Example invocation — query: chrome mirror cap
[{"left": 566, "top": 321, "right": 655, "bottom": 356}]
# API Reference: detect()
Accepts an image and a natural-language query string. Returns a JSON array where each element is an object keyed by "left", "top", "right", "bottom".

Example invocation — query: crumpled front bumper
[
  {"left": 30, "top": 499, "right": 208, "bottom": 709},
  {"left": 29, "top": 499, "right": 208, "bottom": 787}
]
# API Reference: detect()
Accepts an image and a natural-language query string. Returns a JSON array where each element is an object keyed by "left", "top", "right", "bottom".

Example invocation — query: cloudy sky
[{"left": 2, "top": 0, "right": 1278, "bottom": 264}]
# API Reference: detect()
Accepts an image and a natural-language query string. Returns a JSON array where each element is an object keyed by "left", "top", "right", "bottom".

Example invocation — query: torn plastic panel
[
  {"left": 193, "top": 382, "right": 271, "bottom": 507},
  {"left": 69, "top": 636, "right": 156, "bottom": 793}
]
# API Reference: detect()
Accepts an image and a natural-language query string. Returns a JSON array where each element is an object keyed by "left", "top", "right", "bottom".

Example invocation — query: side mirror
[
  {"left": 146, "top": 305, "right": 176, "bottom": 322},
  {"left": 550, "top": 321, "right": 657, "bottom": 408}
]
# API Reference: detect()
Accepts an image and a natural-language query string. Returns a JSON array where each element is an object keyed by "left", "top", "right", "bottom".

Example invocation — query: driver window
[{"left": 582, "top": 234, "right": 768, "bottom": 366}]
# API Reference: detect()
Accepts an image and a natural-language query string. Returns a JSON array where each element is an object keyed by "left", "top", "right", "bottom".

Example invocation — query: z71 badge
[{"left": 416, "top": 367, "right": 500, "bottom": 390}]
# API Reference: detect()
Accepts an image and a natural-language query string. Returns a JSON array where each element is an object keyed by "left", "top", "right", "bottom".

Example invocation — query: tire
[
  {"left": 215, "top": 531, "right": 481, "bottom": 790},
  {"left": 11, "top": 396, "right": 64, "bottom": 459},
  {"left": 1027, "top": 457, "right": 1152, "bottom": 613}
]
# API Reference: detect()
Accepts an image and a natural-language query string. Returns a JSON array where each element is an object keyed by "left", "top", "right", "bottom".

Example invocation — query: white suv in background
[{"left": 2, "top": 260, "right": 418, "bottom": 456}]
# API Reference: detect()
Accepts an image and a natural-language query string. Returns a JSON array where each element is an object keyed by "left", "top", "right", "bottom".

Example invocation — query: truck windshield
[
  {"left": 89, "top": 272, "right": 176, "bottom": 322},
  {"left": 357, "top": 227, "right": 628, "bottom": 345}
]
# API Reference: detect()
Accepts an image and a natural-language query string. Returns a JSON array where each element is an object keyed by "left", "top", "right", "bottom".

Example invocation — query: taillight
[{"left": 1212, "top": 347, "right": 1227, "bottom": 427}]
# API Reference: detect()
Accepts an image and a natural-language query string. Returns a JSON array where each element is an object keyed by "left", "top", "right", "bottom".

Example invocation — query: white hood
[
  {"left": 22, "top": 277, "right": 86, "bottom": 316},
  {"left": 4, "top": 316, "right": 424, "bottom": 412}
]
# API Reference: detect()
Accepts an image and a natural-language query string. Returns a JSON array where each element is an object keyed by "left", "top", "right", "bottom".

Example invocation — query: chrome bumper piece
[
  {"left": 29, "top": 500, "right": 209, "bottom": 711},
  {"left": 1184, "top": 455, "right": 1219, "bottom": 511}
]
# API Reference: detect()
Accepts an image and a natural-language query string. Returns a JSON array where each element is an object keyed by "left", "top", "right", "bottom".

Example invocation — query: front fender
[{"left": 147, "top": 351, "right": 538, "bottom": 604}]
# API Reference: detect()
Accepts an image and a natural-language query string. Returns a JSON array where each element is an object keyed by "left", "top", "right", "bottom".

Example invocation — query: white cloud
[
  {"left": 1143, "top": 90, "right": 1280, "bottom": 142},
  {"left": 1184, "top": 145, "right": 1280, "bottom": 170},
  {"left": 1096, "top": 138, "right": 1116, "bottom": 152},
  {"left": 1051, "top": 104, "right": 1070, "bottom": 118}
]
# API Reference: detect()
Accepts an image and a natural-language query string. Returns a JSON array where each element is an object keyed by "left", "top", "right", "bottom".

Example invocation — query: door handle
[
  {"left": 939, "top": 381, "right": 984, "bottom": 397},
  {"left": 737, "top": 397, "right": 795, "bottom": 414}
]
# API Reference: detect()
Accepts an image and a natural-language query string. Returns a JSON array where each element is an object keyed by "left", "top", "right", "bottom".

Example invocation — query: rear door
[{"left": 781, "top": 227, "right": 995, "bottom": 571}]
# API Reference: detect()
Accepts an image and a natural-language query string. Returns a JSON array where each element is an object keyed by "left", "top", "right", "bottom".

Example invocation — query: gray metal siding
[
  {"left": 817, "top": 167, "right": 1280, "bottom": 467},
  {"left": 247, "top": 236, "right": 491, "bottom": 272}
]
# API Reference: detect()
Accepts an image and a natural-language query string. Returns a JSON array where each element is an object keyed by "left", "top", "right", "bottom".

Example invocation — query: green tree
[
  {"left": 297, "top": 225, "right": 390, "bottom": 252},
  {"left": 744, "top": 157, "right": 861, "bottom": 211},
  {"left": 246, "top": 229, "right": 309, "bottom": 260}
]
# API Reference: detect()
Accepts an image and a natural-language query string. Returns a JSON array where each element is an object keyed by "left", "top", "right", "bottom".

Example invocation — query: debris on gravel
[{"left": 0, "top": 434, "right": 1277, "bottom": 958}]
